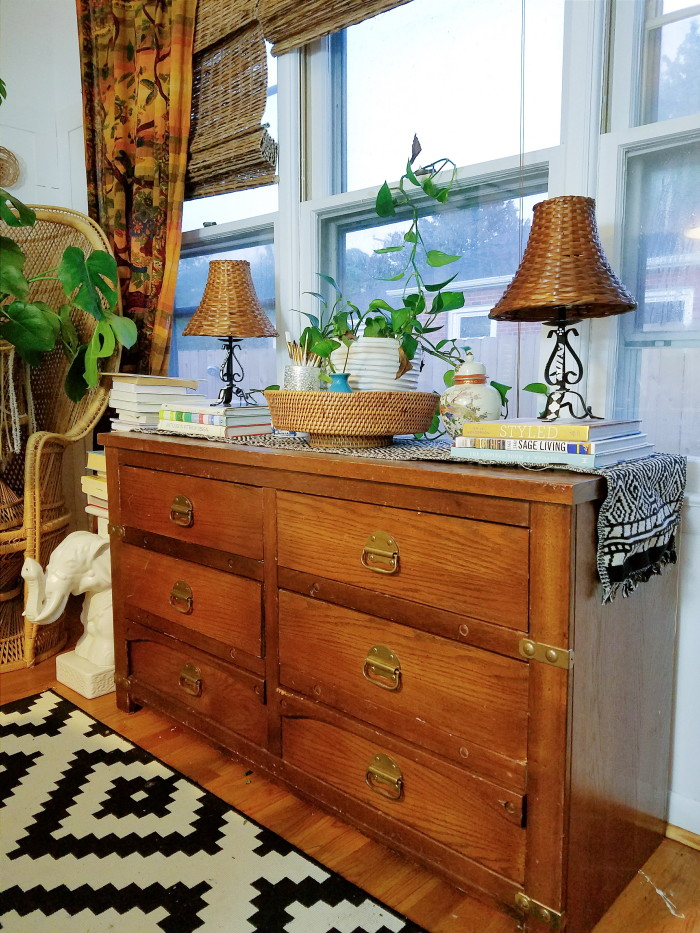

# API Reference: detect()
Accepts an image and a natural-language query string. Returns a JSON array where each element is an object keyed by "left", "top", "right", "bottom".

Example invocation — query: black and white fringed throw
[
  {"left": 596, "top": 453, "right": 687, "bottom": 603},
  {"left": 0, "top": 691, "right": 424, "bottom": 933}
]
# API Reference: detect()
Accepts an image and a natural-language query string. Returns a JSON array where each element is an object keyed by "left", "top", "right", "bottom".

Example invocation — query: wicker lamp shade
[
  {"left": 489, "top": 196, "right": 637, "bottom": 323},
  {"left": 183, "top": 260, "right": 278, "bottom": 338}
]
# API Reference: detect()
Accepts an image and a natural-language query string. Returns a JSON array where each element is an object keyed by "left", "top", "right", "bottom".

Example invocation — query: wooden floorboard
[{"left": 2, "top": 661, "right": 699, "bottom": 933}]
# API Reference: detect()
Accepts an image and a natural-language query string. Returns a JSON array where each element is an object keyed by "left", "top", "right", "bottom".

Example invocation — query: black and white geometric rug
[{"left": 0, "top": 691, "right": 424, "bottom": 932}]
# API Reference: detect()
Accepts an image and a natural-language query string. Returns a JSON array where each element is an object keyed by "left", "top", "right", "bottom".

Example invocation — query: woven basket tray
[{"left": 265, "top": 390, "right": 438, "bottom": 448}]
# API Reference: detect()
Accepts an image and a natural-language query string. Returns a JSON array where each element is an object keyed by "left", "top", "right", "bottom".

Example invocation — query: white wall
[
  {"left": 0, "top": 0, "right": 87, "bottom": 210},
  {"left": 1, "top": 0, "right": 698, "bottom": 837}
]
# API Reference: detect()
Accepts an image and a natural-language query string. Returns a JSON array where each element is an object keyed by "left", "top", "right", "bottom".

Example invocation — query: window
[
  {"left": 641, "top": 1, "right": 700, "bottom": 124},
  {"left": 613, "top": 138, "right": 700, "bottom": 456},
  {"left": 336, "top": 0, "right": 565, "bottom": 193}
]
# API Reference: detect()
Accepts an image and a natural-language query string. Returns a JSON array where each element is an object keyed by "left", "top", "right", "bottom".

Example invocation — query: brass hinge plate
[
  {"left": 108, "top": 523, "right": 125, "bottom": 538},
  {"left": 515, "top": 893, "right": 563, "bottom": 929},
  {"left": 519, "top": 638, "right": 572, "bottom": 670}
]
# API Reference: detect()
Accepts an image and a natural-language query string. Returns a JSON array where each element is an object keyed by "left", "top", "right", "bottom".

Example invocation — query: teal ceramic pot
[{"left": 328, "top": 372, "right": 353, "bottom": 393}]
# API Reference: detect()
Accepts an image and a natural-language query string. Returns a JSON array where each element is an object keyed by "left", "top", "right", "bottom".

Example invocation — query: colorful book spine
[
  {"left": 450, "top": 445, "right": 654, "bottom": 469},
  {"left": 159, "top": 410, "right": 228, "bottom": 425},
  {"left": 157, "top": 419, "right": 272, "bottom": 438},
  {"left": 457, "top": 438, "right": 591, "bottom": 454}
]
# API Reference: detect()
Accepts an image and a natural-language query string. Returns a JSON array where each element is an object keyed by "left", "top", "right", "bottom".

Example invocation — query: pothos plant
[{"left": 0, "top": 188, "right": 137, "bottom": 402}]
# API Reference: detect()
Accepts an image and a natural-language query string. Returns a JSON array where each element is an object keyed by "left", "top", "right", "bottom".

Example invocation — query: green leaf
[
  {"left": 424, "top": 273, "right": 458, "bottom": 293},
  {"left": 374, "top": 245, "right": 404, "bottom": 254},
  {"left": 0, "top": 301, "right": 59, "bottom": 360},
  {"left": 368, "top": 299, "right": 395, "bottom": 313},
  {"left": 64, "top": 346, "right": 89, "bottom": 402},
  {"left": 405, "top": 160, "right": 420, "bottom": 187},
  {"left": 403, "top": 229, "right": 417, "bottom": 243},
  {"left": 107, "top": 312, "right": 137, "bottom": 348},
  {"left": 490, "top": 381, "right": 512, "bottom": 406},
  {"left": 443, "top": 368, "right": 456, "bottom": 387},
  {"left": 426, "top": 250, "right": 460, "bottom": 267},
  {"left": 363, "top": 316, "right": 390, "bottom": 337},
  {"left": 375, "top": 181, "right": 395, "bottom": 218},
  {"left": 0, "top": 188, "right": 36, "bottom": 227},
  {"left": 436, "top": 291, "right": 465, "bottom": 312},
  {"left": 401, "top": 334, "right": 419, "bottom": 360},
  {"left": 378, "top": 272, "right": 405, "bottom": 282},
  {"left": 391, "top": 306, "right": 412, "bottom": 334},
  {"left": 57, "top": 247, "right": 119, "bottom": 319},
  {"left": 435, "top": 188, "right": 450, "bottom": 203},
  {"left": 422, "top": 177, "right": 438, "bottom": 198},
  {"left": 317, "top": 272, "right": 341, "bottom": 293},
  {"left": 309, "top": 337, "right": 341, "bottom": 357},
  {"left": 524, "top": 382, "right": 549, "bottom": 395},
  {"left": 303, "top": 292, "right": 326, "bottom": 307},
  {"left": 0, "top": 236, "right": 29, "bottom": 299}
]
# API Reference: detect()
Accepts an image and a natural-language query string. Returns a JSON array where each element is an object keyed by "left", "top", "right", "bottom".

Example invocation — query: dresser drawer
[
  {"left": 276, "top": 492, "right": 529, "bottom": 628},
  {"left": 121, "top": 544, "right": 262, "bottom": 658},
  {"left": 128, "top": 633, "right": 266, "bottom": 745},
  {"left": 279, "top": 591, "right": 528, "bottom": 769},
  {"left": 118, "top": 465, "right": 263, "bottom": 557},
  {"left": 281, "top": 712, "right": 525, "bottom": 883}
]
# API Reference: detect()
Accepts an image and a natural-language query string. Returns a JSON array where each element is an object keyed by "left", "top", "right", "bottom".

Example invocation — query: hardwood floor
[{"left": 2, "top": 658, "right": 699, "bottom": 933}]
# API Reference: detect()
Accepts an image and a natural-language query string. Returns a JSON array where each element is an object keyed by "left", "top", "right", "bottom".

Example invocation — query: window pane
[
  {"left": 340, "top": 0, "right": 564, "bottom": 192},
  {"left": 325, "top": 189, "right": 546, "bottom": 416},
  {"left": 171, "top": 241, "right": 276, "bottom": 400},
  {"left": 644, "top": 15, "right": 700, "bottom": 123},
  {"left": 613, "top": 140, "right": 700, "bottom": 457}
]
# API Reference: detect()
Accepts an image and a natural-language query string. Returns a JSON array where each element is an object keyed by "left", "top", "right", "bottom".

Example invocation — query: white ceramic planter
[{"left": 330, "top": 337, "right": 420, "bottom": 392}]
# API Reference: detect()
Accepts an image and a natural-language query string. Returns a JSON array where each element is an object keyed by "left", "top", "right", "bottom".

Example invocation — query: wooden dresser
[{"left": 103, "top": 433, "right": 677, "bottom": 933}]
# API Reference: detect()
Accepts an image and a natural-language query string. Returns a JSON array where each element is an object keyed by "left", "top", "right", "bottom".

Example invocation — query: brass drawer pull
[
  {"left": 361, "top": 531, "right": 399, "bottom": 575},
  {"left": 178, "top": 662, "right": 202, "bottom": 697},
  {"left": 366, "top": 753, "right": 403, "bottom": 801},
  {"left": 169, "top": 580, "right": 193, "bottom": 614},
  {"left": 363, "top": 645, "right": 401, "bottom": 691},
  {"left": 170, "top": 494, "right": 194, "bottom": 527}
]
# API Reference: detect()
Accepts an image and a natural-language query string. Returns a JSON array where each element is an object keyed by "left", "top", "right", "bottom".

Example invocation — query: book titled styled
[{"left": 461, "top": 418, "right": 642, "bottom": 441}]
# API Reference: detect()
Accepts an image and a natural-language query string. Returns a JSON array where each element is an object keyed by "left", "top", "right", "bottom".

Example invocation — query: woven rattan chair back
[{"left": 0, "top": 205, "right": 121, "bottom": 670}]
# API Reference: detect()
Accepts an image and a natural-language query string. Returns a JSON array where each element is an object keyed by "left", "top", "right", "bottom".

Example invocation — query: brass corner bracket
[
  {"left": 515, "top": 892, "right": 563, "bottom": 929},
  {"left": 518, "top": 638, "right": 573, "bottom": 670}
]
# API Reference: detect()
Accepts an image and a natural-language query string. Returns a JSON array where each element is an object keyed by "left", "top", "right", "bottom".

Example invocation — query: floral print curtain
[{"left": 77, "top": 0, "right": 197, "bottom": 374}]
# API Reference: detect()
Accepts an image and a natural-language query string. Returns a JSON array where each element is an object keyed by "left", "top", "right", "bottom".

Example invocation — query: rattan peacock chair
[{"left": 0, "top": 205, "right": 122, "bottom": 670}]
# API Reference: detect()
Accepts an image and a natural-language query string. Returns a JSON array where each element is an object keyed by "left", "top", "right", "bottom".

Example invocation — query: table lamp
[
  {"left": 489, "top": 195, "right": 636, "bottom": 420},
  {"left": 183, "top": 259, "right": 278, "bottom": 406}
]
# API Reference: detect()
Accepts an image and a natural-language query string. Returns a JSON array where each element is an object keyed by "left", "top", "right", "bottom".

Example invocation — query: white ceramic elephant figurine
[{"left": 22, "top": 531, "right": 113, "bottom": 668}]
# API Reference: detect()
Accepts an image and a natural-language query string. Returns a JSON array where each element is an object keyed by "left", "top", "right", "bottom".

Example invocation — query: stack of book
[
  {"left": 107, "top": 374, "right": 206, "bottom": 431},
  {"left": 158, "top": 403, "right": 273, "bottom": 439},
  {"left": 82, "top": 450, "right": 109, "bottom": 536},
  {"left": 451, "top": 418, "right": 655, "bottom": 469}
]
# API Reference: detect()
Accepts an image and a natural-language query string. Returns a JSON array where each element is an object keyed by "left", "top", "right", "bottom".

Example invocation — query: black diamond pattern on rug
[{"left": 0, "top": 691, "right": 424, "bottom": 933}]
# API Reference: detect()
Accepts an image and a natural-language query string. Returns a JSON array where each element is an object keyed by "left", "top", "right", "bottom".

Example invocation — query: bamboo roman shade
[
  {"left": 256, "top": 0, "right": 414, "bottom": 56},
  {"left": 186, "top": 0, "right": 278, "bottom": 198}
]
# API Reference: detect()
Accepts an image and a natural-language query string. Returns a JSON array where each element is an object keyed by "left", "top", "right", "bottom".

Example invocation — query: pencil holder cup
[{"left": 283, "top": 365, "right": 322, "bottom": 391}]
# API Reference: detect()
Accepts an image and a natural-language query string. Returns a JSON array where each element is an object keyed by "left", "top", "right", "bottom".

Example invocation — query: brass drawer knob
[
  {"left": 178, "top": 661, "right": 202, "bottom": 697},
  {"left": 363, "top": 645, "right": 401, "bottom": 691},
  {"left": 170, "top": 494, "right": 194, "bottom": 527},
  {"left": 361, "top": 531, "right": 399, "bottom": 575},
  {"left": 169, "top": 580, "right": 193, "bottom": 614},
  {"left": 365, "top": 753, "right": 403, "bottom": 801}
]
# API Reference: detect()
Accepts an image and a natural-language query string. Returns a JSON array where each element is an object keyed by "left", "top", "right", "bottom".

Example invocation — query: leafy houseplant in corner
[{"left": 0, "top": 188, "right": 136, "bottom": 402}]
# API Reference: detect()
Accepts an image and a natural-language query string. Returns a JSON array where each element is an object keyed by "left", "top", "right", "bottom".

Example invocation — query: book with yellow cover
[
  {"left": 86, "top": 450, "right": 106, "bottom": 474},
  {"left": 461, "top": 418, "right": 641, "bottom": 442},
  {"left": 81, "top": 474, "right": 108, "bottom": 497}
]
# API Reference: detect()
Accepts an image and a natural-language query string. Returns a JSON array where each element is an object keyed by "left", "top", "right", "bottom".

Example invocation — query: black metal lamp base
[
  {"left": 214, "top": 336, "right": 258, "bottom": 407},
  {"left": 539, "top": 313, "right": 603, "bottom": 422}
]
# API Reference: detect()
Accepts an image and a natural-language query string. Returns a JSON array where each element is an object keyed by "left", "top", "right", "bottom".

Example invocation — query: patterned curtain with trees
[{"left": 76, "top": 0, "right": 197, "bottom": 374}]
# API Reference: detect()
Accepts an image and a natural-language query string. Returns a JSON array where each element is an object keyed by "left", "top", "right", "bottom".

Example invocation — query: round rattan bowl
[{"left": 265, "top": 390, "right": 438, "bottom": 448}]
